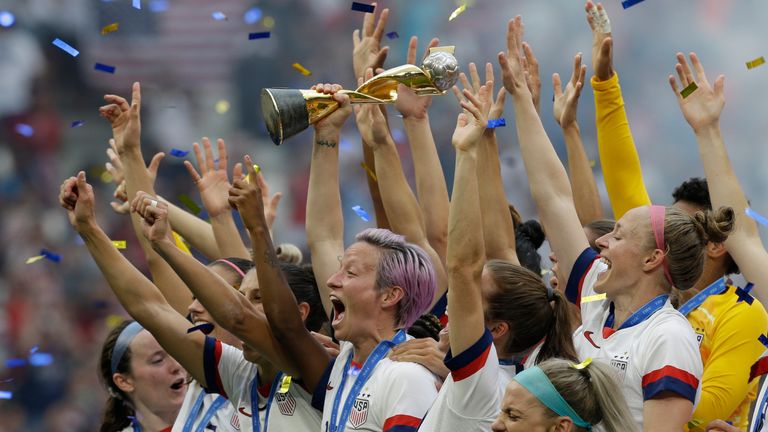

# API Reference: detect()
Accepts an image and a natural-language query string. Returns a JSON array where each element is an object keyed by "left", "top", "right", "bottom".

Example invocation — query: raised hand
[
  {"left": 451, "top": 84, "right": 490, "bottom": 153},
  {"left": 352, "top": 3, "right": 390, "bottom": 80},
  {"left": 498, "top": 16, "right": 532, "bottom": 100},
  {"left": 553, "top": 53, "right": 588, "bottom": 128},
  {"left": 99, "top": 82, "right": 142, "bottom": 153},
  {"left": 668, "top": 52, "right": 725, "bottom": 133},
  {"left": 228, "top": 157, "right": 267, "bottom": 234},
  {"left": 131, "top": 192, "right": 171, "bottom": 244},
  {"left": 355, "top": 69, "right": 392, "bottom": 149},
  {"left": 59, "top": 171, "right": 96, "bottom": 229},
  {"left": 394, "top": 36, "right": 440, "bottom": 120},
  {"left": 312, "top": 83, "right": 353, "bottom": 135},
  {"left": 522, "top": 42, "right": 541, "bottom": 113},
  {"left": 184, "top": 137, "right": 239, "bottom": 218},
  {"left": 585, "top": 1, "right": 613, "bottom": 80},
  {"left": 455, "top": 62, "right": 507, "bottom": 125},
  {"left": 253, "top": 171, "right": 283, "bottom": 231},
  {"left": 105, "top": 138, "right": 165, "bottom": 214}
]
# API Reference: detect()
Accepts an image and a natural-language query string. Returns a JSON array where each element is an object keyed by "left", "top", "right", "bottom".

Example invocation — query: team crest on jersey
[
  {"left": 276, "top": 391, "right": 297, "bottom": 416},
  {"left": 610, "top": 352, "right": 629, "bottom": 382},
  {"left": 349, "top": 397, "right": 370, "bottom": 429},
  {"left": 230, "top": 412, "right": 241, "bottom": 430}
]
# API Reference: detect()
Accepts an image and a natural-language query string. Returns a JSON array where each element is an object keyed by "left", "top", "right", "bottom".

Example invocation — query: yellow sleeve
[
  {"left": 593, "top": 73, "right": 651, "bottom": 219},
  {"left": 689, "top": 300, "right": 768, "bottom": 431}
]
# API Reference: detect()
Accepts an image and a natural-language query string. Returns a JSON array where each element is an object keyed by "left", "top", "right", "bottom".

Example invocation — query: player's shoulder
[
  {"left": 379, "top": 357, "right": 438, "bottom": 384},
  {"left": 641, "top": 305, "right": 698, "bottom": 341}
]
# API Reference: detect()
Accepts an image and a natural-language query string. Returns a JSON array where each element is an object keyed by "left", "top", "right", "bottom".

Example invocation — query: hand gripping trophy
[{"left": 260, "top": 48, "right": 459, "bottom": 145}]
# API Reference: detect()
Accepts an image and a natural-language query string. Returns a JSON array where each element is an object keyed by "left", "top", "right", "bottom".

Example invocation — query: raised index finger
[{"left": 372, "top": 8, "right": 389, "bottom": 42}]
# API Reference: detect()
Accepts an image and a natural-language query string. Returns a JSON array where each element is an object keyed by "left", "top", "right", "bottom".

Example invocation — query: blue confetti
[
  {"left": 169, "top": 148, "right": 189, "bottom": 157},
  {"left": 14, "top": 123, "right": 33, "bottom": 137},
  {"left": 94, "top": 63, "right": 116, "bottom": 74},
  {"left": 736, "top": 282, "right": 755, "bottom": 305},
  {"left": 352, "top": 205, "right": 371, "bottom": 222},
  {"left": 132, "top": 0, "right": 141, "bottom": 10},
  {"left": 621, "top": 0, "right": 645, "bottom": 9},
  {"left": 243, "top": 7, "right": 262, "bottom": 24},
  {"left": 71, "top": 120, "right": 85, "bottom": 128},
  {"left": 212, "top": 11, "right": 227, "bottom": 21},
  {"left": 0, "top": 11, "right": 15, "bottom": 28},
  {"left": 248, "top": 31, "right": 270, "bottom": 40},
  {"left": 149, "top": 0, "right": 168, "bottom": 12},
  {"left": 487, "top": 118, "right": 506, "bottom": 128},
  {"left": 4, "top": 359, "right": 25, "bottom": 368},
  {"left": 351, "top": 2, "right": 375, "bottom": 13},
  {"left": 187, "top": 323, "right": 214, "bottom": 334},
  {"left": 29, "top": 353, "right": 53, "bottom": 367},
  {"left": 40, "top": 249, "right": 62, "bottom": 263},
  {"left": 52, "top": 38, "right": 79, "bottom": 57},
  {"left": 386, "top": 31, "right": 399, "bottom": 39},
  {"left": 760, "top": 334, "right": 768, "bottom": 348},
  {"left": 746, "top": 208, "right": 768, "bottom": 227},
  {"left": 29, "top": 346, "right": 38, "bottom": 355},
  {"left": 0, "top": 391, "right": 12, "bottom": 400}
]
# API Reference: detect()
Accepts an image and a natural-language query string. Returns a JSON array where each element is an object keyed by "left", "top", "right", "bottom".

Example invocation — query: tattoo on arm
[{"left": 316, "top": 140, "right": 337, "bottom": 148}]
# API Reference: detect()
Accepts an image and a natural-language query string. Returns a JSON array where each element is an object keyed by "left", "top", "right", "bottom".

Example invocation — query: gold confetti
[
  {"left": 106, "top": 314, "right": 124, "bottom": 329},
  {"left": 747, "top": 56, "right": 766, "bottom": 70},
  {"left": 292, "top": 63, "right": 312, "bottom": 76},
  {"left": 448, "top": 4, "right": 467, "bottom": 21},
  {"left": 112, "top": 240, "right": 127, "bottom": 249},
  {"left": 360, "top": 162, "right": 377, "bottom": 182},
  {"left": 101, "top": 22, "right": 119, "bottom": 35},
  {"left": 279, "top": 375, "right": 292, "bottom": 393},
  {"left": 581, "top": 293, "right": 607, "bottom": 304},
  {"left": 215, "top": 100, "right": 230, "bottom": 114},
  {"left": 26, "top": 255, "right": 45, "bottom": 264},
  {"left": 246, "top": 164, "right": 261, "bottom": 183},
  {"left": 263, "top": 16, "right": 275, "bottom": 29},
  {"left": 100, "top": 170, "right": 114, "bottom": 183},
  {"left": 680, "top": 82, "right": 698, "bottom": 99}
]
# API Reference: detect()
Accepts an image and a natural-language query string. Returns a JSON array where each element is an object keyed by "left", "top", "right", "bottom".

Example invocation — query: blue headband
[
  {"left": 514, "top": 366, "right": 592, "bottom": 429},
  {"left": 111, "top": 322, "right": 144, "bottom": 375}
]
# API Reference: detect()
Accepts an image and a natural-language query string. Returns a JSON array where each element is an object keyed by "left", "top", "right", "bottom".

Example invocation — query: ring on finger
[{"left": 150, "top": 199, "right": 158, "bottom": 208}]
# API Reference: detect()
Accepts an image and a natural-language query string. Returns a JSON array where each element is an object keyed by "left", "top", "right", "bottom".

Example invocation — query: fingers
[
  {"left": 103, "top": 95, "right": 130, "bottom": 112},
  {"left": 371, "top": 8, "right": 389, "bottom": 42},
  {"left": 203, "top": 137, "right": 216, "bottom": 173},
  {"left": 216, "top": 138, "right": 227, "bottom": 172},
  {"left": 714, "top": 74, "right": 725, "bottom": 97},
  {"left": 485, "top": 62, "right": 494, "bottom": 89},
  {"left": 269, "top": 192, "right": 283, "bottom": 215},
  {"left": 110, "top": 201, "right": 130, "bottom": 215},
  {"left": 451, "top": 85, "right": 466, "bottom": 105},
  {"left": 407, "top": 36, "right": 417, "bottom": 65},
  {"left": 147, "top": 152, "right": 165, "bottom": 177},
  {"left": 578, "top": 64, "right": 587, "bottom": 87},
  {"left": 676, "top": 52, "right": 695, "bottom": 85},
  {"left": 571, "top": 53, "right": 583, "bottom": 84},
  {"left": 192, "top": 141, "right": 205, "bottom": 174},
  {"left": 352, "top": 28, "right": 361, "bottom": 46},
  {"left": 522, "top": 42, "right": 539, "bottom": 76},
  {"left": 688, "top": 52, "right": 709, "bottom": 85},
  {"left": 184, "top": 160, "right": 203, "bottom": 184},
  {"left": 468, "top": 63, "right": 481, "bottom": 95},
  {"left": 552, "top": 73, "right": 563, "bottom": 97},
  {"left": 233, "top": 162, "right": 244, "bottom": 181},
  {"left": 461, "top": 87, "right": 485, "bottom": 120},
  {"left": 361, "top": 2, "right": 375, "bottom": 35},
  {"left": 668, "top": 75, "right": 681, "bottom": 96},
  {"left": 373, "top": 46, "right": 389, "bottom": 69},
  {"left": 131, "top": 82, "right": 141, "bottom": 113},
  {"left": 422, "top": 37, "right": 440, "bottom": 62},
  {"left": 458, "top": 72, "right": 472, "bottom": 94}
]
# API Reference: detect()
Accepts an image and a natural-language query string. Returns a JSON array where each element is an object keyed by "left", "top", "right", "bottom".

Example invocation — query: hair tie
[
  {"left": 214, "top": 258, "right": 246, "bottom": 278},
  {"left": 111, "top": 321, "right": 144, "bottom": 375},
  {"left": 546, "top": 285, "right": 555, "bottom": 301},
  {"left": 649, "top": 205, "right": 674, "bottom": 286}
]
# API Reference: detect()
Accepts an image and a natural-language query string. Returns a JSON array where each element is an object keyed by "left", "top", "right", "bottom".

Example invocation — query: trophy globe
[{"left": 421, "top": 51, "right": 459, "bottom": 92}]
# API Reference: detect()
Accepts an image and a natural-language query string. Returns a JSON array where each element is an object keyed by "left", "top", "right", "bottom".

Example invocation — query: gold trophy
[{"left": 261, "top": 48, "right": 460, "bottom": 145}]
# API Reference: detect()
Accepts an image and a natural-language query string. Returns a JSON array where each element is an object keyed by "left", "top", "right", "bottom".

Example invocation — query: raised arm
[
  {"left": 586, "top": 1, "right": 651, "bottom": 219},
  {"left": 354, "top": 70, "right": 448, "bottom": 306},
  {"left": 59, "top": 172, "right": 208, "bottom": 386},
  {"left": 554, "top": 52, "right": 604, "bottom": 225},
  {"left": 99, "top": 83, "right": 192, "bottom": 315},
  {"left": 499, "top": 17, "right": 590, "bottom": 284},
  {"left": 669, "top": 52, "right": 768, "bottom": 300},
  {"left": 232, "top": 158, "right": 331, "bottom": 391},
  {"left": 446, "top": 83, "right": 490, "bottom": 355},
  {"left": 394, "top": 36, "right": 449, "bottom": 264}
]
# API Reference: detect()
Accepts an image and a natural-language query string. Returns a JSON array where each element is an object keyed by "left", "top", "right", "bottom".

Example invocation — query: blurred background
[{"left": 0, "top": 0, "right": 766, "bottom": 429}]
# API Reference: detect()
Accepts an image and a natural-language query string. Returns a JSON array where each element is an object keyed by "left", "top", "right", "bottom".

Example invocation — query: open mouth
[
  {"left": 596, "top": 257, "right": 612, "bottom": 279},
  {"left": 170, "top": 377, "right": 186, "bottom": 391},
  {"left": 330, "top": 296, "right": 346, "bottom": 326}
]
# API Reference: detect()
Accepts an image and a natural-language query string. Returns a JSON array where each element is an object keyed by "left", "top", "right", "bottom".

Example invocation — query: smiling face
[
  {"left": 186, "top": 265, "right": 243, "bottom": 348},
  {"left": 326, "top": 242, "right": 387, "bottom": 343},
  {"left": 593, "top": 207, "right": 654, "bottom": 296},
  {"left": 119, "top": 330, "right": 187, "bottom": 415},
  {"left": 491, "top": 381, "right": 562, "bottom": 432}
]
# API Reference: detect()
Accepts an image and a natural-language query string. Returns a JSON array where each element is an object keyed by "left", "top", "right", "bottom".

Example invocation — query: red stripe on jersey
[
  {"left": 383, "top": 414, "right": 422, "bottom": 431},
  {"left": 750, "top": 357, "right": 768, "bottom": 382},
  {"left": 642, "top": 365, "right": 699, "bottom": 388},
  {"left": 439, "top": 314, "right": 448, "bottom": 328},
  {"left": 451, "top": 343, "right": 491, "bottom": 382},
  {"left": 602, "top": 326, "right": 617, "bottom": 339},
  {"left": 213, "top": 341, "right": 226, "bottom": 396},
  {"left": 160, "top": 428, "right": 172, "bottom": 432}
]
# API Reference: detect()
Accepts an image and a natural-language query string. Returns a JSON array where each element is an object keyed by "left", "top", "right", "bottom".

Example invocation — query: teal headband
[
  {"left": 514, "top": 366, "right": 592, "bottom": 430},
  {"left": 111, "top": 321, "right": 144, "bottom": 375}
]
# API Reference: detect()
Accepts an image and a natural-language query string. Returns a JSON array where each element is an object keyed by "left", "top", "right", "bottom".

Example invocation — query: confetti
[
  {"left": 620, "top": 0, "right": 645, "bottom": 9},
  {"left": 15, "top": 123, "right": 33, "bottom": 137},
  {"left": 352, "top": 205, "right": 371, "bottom": 222},
  {"left": 360, "top": 162, "right": 377, "bottom": 182},
  {"left": 680, "top": 82, "right": 698, "bottom": 99},
  {"left": 736, "top": 282, "right": 755, "bottom": 305},
  {"left": 112, "top": 240, "right": 127, "bottom": 249},
  {"left": 30, "top": 346, "right": 38, "bottom": 354},
  {"left": 581, "top": 293, "right": 607, "bottom": 304},
  {"left": 106, "top": 314, "right": 124, "bottom": 329},
  {"left": 759, "top": 334, "right": 768, "bottom": 348},
  {"left": 52, "top": 38, "right": 79, "bottom": 57},
  {"left": 149, "top": 0, "right": 168, "bottom": 12},
  {"left": 29, "top": 353, "right": 53, "bottom": 367},
  {"left": 448, "top": 4, "right": 467, "bottom": 21},
  {"left": 243, "top": 7, "right": 262, "bottom": 24},
  {"left": 215, "top": 100, "right": 230, "bottom": 114},
  {"left": 94, "top": 63, "right": 116, "bottom": 74},
  {"left": 0, "top": 391, "right": 12, "bottom": 400},
  {"left": 4, "top": 359, "right": 25, "bottom": 368},
  {"left": 292, "top": 63, "right": 312, "bottom": 76},
  {"left": 263, "top": 16, "right": 275, "bottom": 29},
  {"left": 71, "top": 120, "right": 85, "bottom": 128},
  {"left": 212, "top": 11, "right": 228, "bottom": 21},
  {"left": 169, "top": 148, "right": 189, "bottom": 157},
  {"left": 487, "top": 118, "right": 506, "bottom": 128},
  {"left": 248, "top": 31, "right": 271, "bottom": 40},
  {"left": 747, "top": 57, "right": 766, "bottom": 70},
  {"left": 0, "top": 11, "right": 15, "bottom": 28},
  {"left": 179, "top": 194, "right": 201, "bottom": 215},
  {"left": 746, "top": 207, "right": 768, "bottom": 226},
  {"left": 245, "top": 164, "right": 261, "bottom": 183},
  {"left": 187, "top": 323, "right": 215, "bottom": 334},
  {"left": 40, "top": 249, "right": 62, "bottom": 263},
  {"left": 386, "top": 31, "right": 399, "bottom": 40},
  {"left": 132, "top": 0, "right": 141, "bottom": 10},
  {"left": 101, "top": 22, "right": 119, "bottom": 35},
  {"left": 279, "top": 375, "right": 292, "bottom": 393},
  {"left": 26, "top": 255, "right": 44, "bottom": 264},
  {"left": 351, "top": 2, "right": 375, "bottom": 13}
]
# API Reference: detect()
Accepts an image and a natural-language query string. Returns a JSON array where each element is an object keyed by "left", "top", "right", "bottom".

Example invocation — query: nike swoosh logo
[
  {"left": 238, "top": 407, "right": 252, "bottom": 418},
  {"left": 584, "top": 331, "right": 601, "bottom": 349},
  {"left": 327, "top": 384, "right": 334, "bottom": 391}
]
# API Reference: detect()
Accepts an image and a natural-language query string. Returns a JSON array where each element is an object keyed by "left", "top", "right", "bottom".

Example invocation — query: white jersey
[
  {"left": 203, "top": 337, "right": 321, "bottom": 432},
  {"left": 171, "top": 379, "right": 239, "bottom": 432},
  {"left": 312, "top": 337, "right": 439, "bottom": 432},
  {"left": 566, "top": 248, "right": 703, "bottom": 427}
]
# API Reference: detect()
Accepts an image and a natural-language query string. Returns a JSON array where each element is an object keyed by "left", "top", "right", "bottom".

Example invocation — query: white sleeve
[
  {"left": 379, "top": 362, "right": 439, "bottom": 432},
  {"left": 442, "top": 329, "right": 499, "bottom": 418},
  {"left": 202, "top": 336, "right": 258, "bottom": 404}
]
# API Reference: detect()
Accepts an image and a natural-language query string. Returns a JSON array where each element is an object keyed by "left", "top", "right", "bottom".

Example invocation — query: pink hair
[{"left": 355, "top": 228, "right": 436, "bottom": 328}]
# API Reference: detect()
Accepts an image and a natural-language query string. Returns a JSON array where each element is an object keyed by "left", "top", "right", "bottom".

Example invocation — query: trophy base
[{"left": 261, "top": 88, "right": 310, "bottom": 145}]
